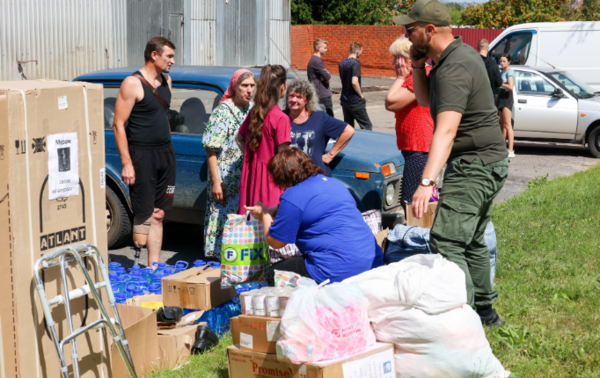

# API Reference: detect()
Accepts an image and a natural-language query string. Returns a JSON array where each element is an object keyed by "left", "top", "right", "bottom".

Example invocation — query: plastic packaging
[
  {"left": 197, "top": 298, "right": 241, "bottom": 337},
  {"left": 174, "top": 260, "right": 189, "bottom": 274},
  {"left": 108, "top": 262, "right": 122, "bottom": 275},
  {"left": 141, "top": 268, "right": 154, "bottom": 284},
  {"left": 266, "top": 293, "right": 280, "bottom": 317},
  {"left": 114, "top": 293, "right": 127, "bottom": 304},
  {"left": 240, "top": 292, "right": 254, "bottom": 315},
  {"left": 274, "top": 269, "right": 301, "bottom": 288},
  {"left": 276, "top": 279, "right": 373, "bottom": 364},
  {"left": 148, "top": 283, "right": 162, "bottom": 295},
  {"left": 152, "top": 262, "right": 167, "bottom": 275}
]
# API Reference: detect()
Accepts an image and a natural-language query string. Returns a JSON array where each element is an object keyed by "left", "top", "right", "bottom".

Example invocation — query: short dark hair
[
  {"left": 268, "top": 147, "right": 322, "bottom": 189},
  {"left": 501, "top": 53, "right": 512, "bottom": 63},
  {"left": 350, "top": 41, "right": 363, "bottom": 54},
  {"left": 144, "top": 36, "right": 176, "bottom": 62}
]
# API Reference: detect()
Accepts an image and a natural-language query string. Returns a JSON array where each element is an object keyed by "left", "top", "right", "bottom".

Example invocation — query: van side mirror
[{"left": 552, "top": 88, "right": 564, "bottom": 98}]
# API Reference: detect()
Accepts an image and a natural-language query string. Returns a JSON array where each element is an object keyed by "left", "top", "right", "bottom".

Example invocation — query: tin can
[
  {"left": 253, "top": 294, "right": 267, "bottom": 316},
  {"left": 240, "top": 292, "right": 254, "bottom": 315},
  {"left": 266, "top": 294, "right": 280, "bottom": 317},
  {"left": 278, "top": 290, "right": 290, "bottom": 314}
]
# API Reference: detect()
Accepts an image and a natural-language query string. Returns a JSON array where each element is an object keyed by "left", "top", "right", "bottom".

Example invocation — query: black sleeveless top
[{"left": 126, "top": 71, "right": 172, "bottom": 146}]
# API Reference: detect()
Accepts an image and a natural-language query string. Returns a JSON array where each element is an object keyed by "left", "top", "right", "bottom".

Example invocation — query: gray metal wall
[{"left": 0, "top": 0, "right": 127, "bottom": 81}]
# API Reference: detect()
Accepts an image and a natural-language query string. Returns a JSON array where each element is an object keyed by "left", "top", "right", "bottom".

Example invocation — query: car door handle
[{"left": 518, "top": 99, "right": 527, "bottom": 104}]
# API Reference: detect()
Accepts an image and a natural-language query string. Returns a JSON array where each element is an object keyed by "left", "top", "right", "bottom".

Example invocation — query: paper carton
[
  {"left": 406, "top": 202, "right": 438, "bottom": 228},
  {"left": 111, "top": 304, "right": 159, "bottom": 378},
  {"left": 157, "top": 325, "right": 198, "bottom": 369},
  {"left": 0, "top": 80, "right": 109, "bottom": 378},
  {"left": 162, "top": 267, "right": 238, "bottom": 310},
  {"left": 230, "top": 315, "right": 282, "bottom": 354},
  {"left": 227, "top": 343, "right": 395, "bottom": 378}
]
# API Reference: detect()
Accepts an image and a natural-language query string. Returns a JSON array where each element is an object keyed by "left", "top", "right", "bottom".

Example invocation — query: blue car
[{"left": 74, "top": 66, "right": 405, "bottom": 248}]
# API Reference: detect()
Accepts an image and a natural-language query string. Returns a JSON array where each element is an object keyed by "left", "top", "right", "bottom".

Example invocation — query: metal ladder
[{"left": 34, "top": 243, "right": 138, "bottom": 378}]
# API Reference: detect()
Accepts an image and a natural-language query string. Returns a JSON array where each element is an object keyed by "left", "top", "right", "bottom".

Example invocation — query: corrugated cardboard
[
  {"left": 125, "top": 293, "right": 204, "bottom": 325},
  {"left": 231, "top": 315, "right": 282, "bottom": 354},
  {"left": 376, "top": 228, "right": 389, "bottom": 251},
  {"left": 0, "top": 80, "right": 109, "bottom": 378},
  {"left": 157, "top": 325, "right": 197, "bottom": 369},
  {"left": 111, "top": 304, "right": 160, "bottom": 378},
  {"left": 162, "top": 267, "right": 237, "bottom": 310},
  {"left": 406, "top": 202, "right": 438, "bottom": 229},
  {"left": 227, "top": 343, "right": 395, "bottom": 378}
]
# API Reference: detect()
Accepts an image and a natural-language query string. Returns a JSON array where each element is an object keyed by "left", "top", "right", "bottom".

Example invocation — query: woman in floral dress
[{"left": 203, "top": 69, "right": 256, "bottom": 258}]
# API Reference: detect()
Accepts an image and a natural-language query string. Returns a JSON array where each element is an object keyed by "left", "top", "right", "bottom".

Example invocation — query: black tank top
[{"left": 126, "top": 71, "right": 172, "bottom": 146}]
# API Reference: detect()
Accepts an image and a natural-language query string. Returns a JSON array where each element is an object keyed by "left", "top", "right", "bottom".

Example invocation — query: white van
[{"left": 488, "top": 21, "right": 600, "bottom": 90}]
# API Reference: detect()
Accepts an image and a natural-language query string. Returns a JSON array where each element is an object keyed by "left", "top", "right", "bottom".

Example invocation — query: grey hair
[{"left": 284, "top": 79, "right": 320, "bottom": 114}]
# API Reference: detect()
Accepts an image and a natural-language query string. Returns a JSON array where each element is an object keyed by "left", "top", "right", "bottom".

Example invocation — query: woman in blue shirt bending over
[{"left": 245, "top": 147, "right": 383, "bottom": 285}]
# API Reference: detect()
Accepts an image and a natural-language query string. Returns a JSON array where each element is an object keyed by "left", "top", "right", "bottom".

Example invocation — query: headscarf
[{"left": 219, "top": 68, "right": 253, "bottom": 105}]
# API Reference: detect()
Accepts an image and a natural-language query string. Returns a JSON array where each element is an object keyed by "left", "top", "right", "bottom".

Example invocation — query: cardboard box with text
[
  {"left": 230, "top": 315, "right": 282, "bottom": 354},
  {"left": 162, "top": 267, "right": 238, "bottom": 310}
]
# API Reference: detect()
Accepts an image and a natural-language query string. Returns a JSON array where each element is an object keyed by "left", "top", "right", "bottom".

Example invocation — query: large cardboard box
[
  {"left": 157, "top": 325, "right": 197, "bottom": 369},
  {"left": 112, "top": 305, "right": 160, "bottom": 378},
  {"left": 227, "top": 343, "right": 395, "bottom": 378},
  {"left": 406, "top": 202, "right": 438, "bottom": 229},
  {"left": 162, "top": 267, "right": 238, "bottom": 310},
  {"left": 0, "top": 80, "right": 109, "bottom": 378},
  {"left": 230, "top": 315, "right": 282, "bottom": 354}
]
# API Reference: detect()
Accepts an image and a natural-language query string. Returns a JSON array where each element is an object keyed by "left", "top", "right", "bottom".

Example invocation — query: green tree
[
  {"left": 461, "top": 0, "right": 600, "bottom": 28},
  {"left": 291, "top": 0, "right": 417, "bottom": 25}
]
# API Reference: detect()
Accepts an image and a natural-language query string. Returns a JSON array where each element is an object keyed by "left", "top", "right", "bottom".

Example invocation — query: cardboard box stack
[{"left": 0, "top": 80, "right": 109, "bottom": 378}]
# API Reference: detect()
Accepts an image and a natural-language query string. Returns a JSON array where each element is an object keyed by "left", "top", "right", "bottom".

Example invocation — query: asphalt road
[{"left": 108, "top": 73, "right": 599, "bottom": 268}]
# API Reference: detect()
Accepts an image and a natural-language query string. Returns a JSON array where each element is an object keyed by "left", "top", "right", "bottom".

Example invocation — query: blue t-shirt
[
  {"left": 269, "top": 174, "right": 383, "bottom": 283},
  {"left": 339, "top": 58, "right": 362, "bottom": 104},
  {"left": 290, "top": 112, "right": 347, "bottom": 177},
  {"left": 501, "top": 68, "right": 515, "bottom": 93}
]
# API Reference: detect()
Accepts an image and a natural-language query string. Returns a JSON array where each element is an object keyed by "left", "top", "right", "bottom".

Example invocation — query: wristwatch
[{"left": 421, "top": 177, "right": 435, "bottom": 187}]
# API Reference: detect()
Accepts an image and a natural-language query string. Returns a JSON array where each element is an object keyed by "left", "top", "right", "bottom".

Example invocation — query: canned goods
[
  {"left": 240, "top": 292, "right": 254, "bottom": 315},
  {"left": 253, "top": 294, "right": 267, "bottom": 316},
  {"left": 278, "top": 290, "right": 290, "bottom": 314},
  {"left": 266, "top": 294, "right": 280, "bottom": 317}
]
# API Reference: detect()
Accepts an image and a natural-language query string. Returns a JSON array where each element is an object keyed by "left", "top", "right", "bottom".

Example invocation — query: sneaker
[
  {"left": 508, "top": 150, "right": 516, "bottom": 158},
  {"left": 478, "top": 307, "right": 504, "bottom": 327}
]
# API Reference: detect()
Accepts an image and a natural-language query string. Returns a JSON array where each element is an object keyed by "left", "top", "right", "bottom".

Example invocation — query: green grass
[
  {"left": 487, "top": 163, "right": 600, "bottom": 377},
  {"left": 150, "top": 164, "right": 600, "bottom": 377}
]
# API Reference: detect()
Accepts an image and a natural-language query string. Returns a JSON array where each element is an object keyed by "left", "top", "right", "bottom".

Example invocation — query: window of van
[{"left": 490, "top": 32, "right": 533, "bottom": 66}]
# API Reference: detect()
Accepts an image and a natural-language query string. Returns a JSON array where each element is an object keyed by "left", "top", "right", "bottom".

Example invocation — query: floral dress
[{"left": 202, "top": 100, "right": 252, "bottom": 258}]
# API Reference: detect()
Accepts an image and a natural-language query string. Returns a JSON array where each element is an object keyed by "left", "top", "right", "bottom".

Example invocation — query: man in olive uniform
[{"left": 394, "top": 0, "right": 509, "bottom": 326}]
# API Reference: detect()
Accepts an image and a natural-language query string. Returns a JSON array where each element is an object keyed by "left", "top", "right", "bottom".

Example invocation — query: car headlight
[{"left": 385, "top": 183, "right": 395, "bottom": 206}]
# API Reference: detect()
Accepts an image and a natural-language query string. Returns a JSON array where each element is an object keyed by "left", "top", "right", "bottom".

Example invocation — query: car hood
[
  {"left": 578, "top": 96, "right": 600, "bottom": 112},
  {"left": 327, "top": 130, "right": 404, "bottom": 173}
]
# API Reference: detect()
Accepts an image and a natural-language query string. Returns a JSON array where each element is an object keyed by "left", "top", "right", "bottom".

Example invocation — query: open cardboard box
[
  {"left": 405, "top": 202, "right": 438, "bottom": 229},
  {"left": 162, "top": 267, "right": 237, "bottom": 310},
  {"left": 227, "top": 342, "right": 395, "bottom": 378},
  {"left": 230, "top": 315, "right": 282, "bottom": 354}
]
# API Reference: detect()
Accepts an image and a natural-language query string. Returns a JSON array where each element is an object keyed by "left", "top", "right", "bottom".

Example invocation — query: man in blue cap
[{"left": 394, "top": 0, "right": 509, "bottom": 327}]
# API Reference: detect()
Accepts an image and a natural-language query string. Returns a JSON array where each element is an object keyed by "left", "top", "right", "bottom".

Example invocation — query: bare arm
[
  {"left": 206, "top": 150, "right": 225, "bottom": 202},
  {"left": 385, "top": 80, "right": 417, "bottom": 112},
  {"left": 411, "top": 111, "right": 462, "bottom": 219},
  {"left": 113, "top": 76, "right": 142, "bottom": 186},
  {"left": 411, "top": 67, "right": 430, "bottom": 107},
  {"left": 245, "top": 202, "right": 286, "bottom": 249},
  {"left": 501, "top": 75, "right": 514, "bottom": 91},
  {"left": 323, "top": 125, "right": 354, "bottom": 165},
  {"left": 351, "top": 77, "right": 364, "bottom": 99}
]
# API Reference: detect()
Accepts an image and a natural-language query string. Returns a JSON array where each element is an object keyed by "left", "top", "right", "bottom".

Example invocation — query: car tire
[
  {"left": 588, "top": 126, "right": 600, "bottom": 158},
  {"left": 106, "top": 186, "right": 131, "bottom": 249}
]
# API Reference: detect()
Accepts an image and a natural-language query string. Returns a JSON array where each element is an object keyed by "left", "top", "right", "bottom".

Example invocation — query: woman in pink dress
[{"left": 236, "top": 64, "right": 291, "bottom": 213}]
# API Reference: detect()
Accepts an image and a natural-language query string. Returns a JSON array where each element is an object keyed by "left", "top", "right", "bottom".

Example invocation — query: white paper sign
[
  {"left": 266, "top": 321, "right": 281, "bottom": 341},
  {"left": 48, "top": 133, "right": 79, "bottom": 200},
  {"left": 100, "top": 167, "right": 106, "bottom": 189},
  {"left": 58, "top": 96, "right": 68, "bottom": 110},
  {"left": 341, "top": 348, "right": 395, "bottom": 378},
  {"left": 240, "top": 332, "right": 253, "bottom": 349}
]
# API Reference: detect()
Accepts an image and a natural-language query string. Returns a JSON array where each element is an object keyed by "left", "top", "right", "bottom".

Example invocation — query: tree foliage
[
  {"left": 291, "top": 0, "right": 417, "bottom": 25},
  {"left": 461, "top": 0, "right": 600, "bottom": 28}
]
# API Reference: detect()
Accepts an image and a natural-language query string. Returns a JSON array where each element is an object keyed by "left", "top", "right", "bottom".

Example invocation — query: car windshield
[{"left": 545, "top": 71, "right": 598, "bottom": 99}]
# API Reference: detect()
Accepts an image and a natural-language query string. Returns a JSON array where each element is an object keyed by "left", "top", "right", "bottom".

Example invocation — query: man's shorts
[{"left": 129, "top": 142, "right": 176, "bottom": 220}]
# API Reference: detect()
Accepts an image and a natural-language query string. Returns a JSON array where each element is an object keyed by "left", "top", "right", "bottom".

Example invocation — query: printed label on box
[
  {"left": 47, "top": 132, "right": 79, "bottom": 200},
  {"left": 266, "top": 321, "right": 281, "bottom": 342},
  {"left": 299, "top": 364, "right": 307, "bottom": 378},
  {"left": 341, "top": 348, "right": 395, "bottom": 378},
  {"left": 58, "top": 96, "right": 68, "bottom": 110},
  {"left": 240, "top": 332, "right": 253, "bottom": 349},
  {"left": 100, "top": 167, "right": 105, "bottom": 189}
]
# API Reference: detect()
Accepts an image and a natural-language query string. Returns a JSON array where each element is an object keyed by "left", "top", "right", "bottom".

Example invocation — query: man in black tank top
[{"left": 113, "top": 36, "right": 177, "bottom": 267}]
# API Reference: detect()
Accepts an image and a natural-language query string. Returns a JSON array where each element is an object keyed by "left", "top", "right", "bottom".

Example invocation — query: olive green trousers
[{"left": 430, "top": 157, "right": 509, "bottom": 310}]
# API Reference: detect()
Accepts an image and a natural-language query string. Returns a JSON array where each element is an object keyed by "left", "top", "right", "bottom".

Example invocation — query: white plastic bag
[
  {"left": 344, "top": 254, "right": 508, "bottom": 378},
  {"left": 276, "top": 279, "right": 374, "bottom": 364}
]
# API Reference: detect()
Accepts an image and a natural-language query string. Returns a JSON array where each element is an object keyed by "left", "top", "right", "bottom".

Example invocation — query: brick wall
[{"left": 291, "top": 25, "right": 503, "bottom": 78}]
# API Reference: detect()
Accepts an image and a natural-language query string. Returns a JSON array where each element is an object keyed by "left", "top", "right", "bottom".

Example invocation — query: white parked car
[
  {"left": 509, "top": 66, "right": 600, "bottom": 157},
  {"left": 488, "top": 21, "right": 600, "bottom": 90}
]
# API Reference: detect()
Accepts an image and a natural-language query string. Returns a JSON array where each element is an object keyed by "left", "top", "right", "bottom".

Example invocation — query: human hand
[
  {"left": 212, "top": 181, "right": 226, "bottom": 202},
  {"left": 409, "top": 45, "right": 428, "bottom": 69},
  {"left": 394, "top": 56, "right": 412, "bottom": 80},
  {"left": 122, "top": 163, "right": 136, "bottom": 186},
  {"left": 411, "top": 185, "right": 434, "bottom": 219},
  {"left": 322, "top": 152, "right": 334, "bottom": 165},
  {"left": 244, "top": 201, "right": 269, "bottom": 222}
]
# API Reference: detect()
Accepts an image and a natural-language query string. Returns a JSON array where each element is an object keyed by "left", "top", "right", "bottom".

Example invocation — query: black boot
[
  {"left": 191, "top": 325, "right": 219, "bottom": 354},
  {"left": 477, "top": 306, "right": 504, "bottom": 327}
]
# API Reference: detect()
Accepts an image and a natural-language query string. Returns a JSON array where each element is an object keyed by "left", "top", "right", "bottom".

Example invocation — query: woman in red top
[
  {"left": 236, "top": 65, "right": 291, "bottom": 213},
  {"left": 385, "top": 36, "right": 434, "bottom": 213}
]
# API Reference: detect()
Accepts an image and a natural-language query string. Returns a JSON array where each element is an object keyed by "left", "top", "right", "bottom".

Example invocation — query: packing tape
[{"left": 179, "top": 281, "right": 191, "bottom": 308}]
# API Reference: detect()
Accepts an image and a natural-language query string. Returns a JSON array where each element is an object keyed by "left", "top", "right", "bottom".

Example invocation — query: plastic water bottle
[
  {"left": 128, "top": 265, "right": 142, "bottom": 275},
  {"left": 151, "top": 272, "right": 164, "bottom": 287},
  {"left": 132, "top": 288, "right": 144, "bottom": 297},
  {"left": 149, "top": 283, "right": 162, "bottom": 294},
  {"left": 114, "top": 293, "right": 127, "bottom": 304},
  {"left": 174, "top": 260, "right": 189, "bottom": 274},
  {"left": 163, "top": 266, "right": 175, "bottom": 277},
  {"left": 193, "top": 260, "right": 206, "bottom": 268},
  {"left": 109, "top": 272, "right": 119, "bottom": 284},
  {"left": 108, "top": 262, "right": 121, "bottom": 275},
  {"left": 141, "top": 268, "right": 154, "bottom": 284},
  {"left": 152, "top": 262, "right": 166, "bottom": 275},
  {"left": 114, "top": 276, "right": 127, "bottom": 294}
]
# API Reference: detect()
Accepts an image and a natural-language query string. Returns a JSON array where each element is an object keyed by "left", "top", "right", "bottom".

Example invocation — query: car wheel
[
  {"left": 587, "top": 126, "right": 600, "bottom": 158},
  {"left": 106, "top": 186, "right": 132, "bottom": 249}
]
